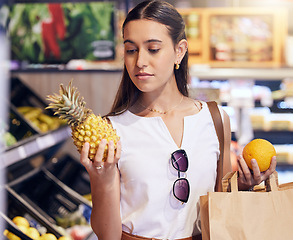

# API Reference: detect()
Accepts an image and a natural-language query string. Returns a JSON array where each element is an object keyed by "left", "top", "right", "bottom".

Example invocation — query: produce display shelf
[
  {"left": 0, "top": 212, "right": 33, "bottom": 240},
  {"left": 189, "top": 67, "right": 293, "bottom": 80},
  {"left": 253, "top": 130, "right": 293, "bottom": 145},
  {"left": 0, "top": 126, "right": 71, "bottom": 169},
  {"left": 4, "top": 167, "right": 93, "bottom": 239},
  {"left": 46, "top": 154, "right": 91, "bottom": 196}
]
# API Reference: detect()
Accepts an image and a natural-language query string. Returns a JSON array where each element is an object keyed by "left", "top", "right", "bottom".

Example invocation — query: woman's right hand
[
  {"left": 80, "top": 139, "right": 122, "bottom": 187},
  {"left": 80, "top": 140, "right": 122, "bottom": 239}
]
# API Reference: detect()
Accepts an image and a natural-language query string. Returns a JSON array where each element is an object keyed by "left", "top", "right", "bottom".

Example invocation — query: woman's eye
[
  {"left": 126, "top": 49, "right": 137, "bottom": 54},
  {"left": 149, "top": 49, "right": 160, "bottom": 53}
]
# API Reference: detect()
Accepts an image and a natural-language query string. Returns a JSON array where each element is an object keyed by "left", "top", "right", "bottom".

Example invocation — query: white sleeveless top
[{"left": 108, "top": 102, "right": 221, "bottom": 239}]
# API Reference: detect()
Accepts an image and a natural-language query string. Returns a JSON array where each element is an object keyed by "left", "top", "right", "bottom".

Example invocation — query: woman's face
[{"left": 123, "top": 19, "right": 178, "bottom": 94}]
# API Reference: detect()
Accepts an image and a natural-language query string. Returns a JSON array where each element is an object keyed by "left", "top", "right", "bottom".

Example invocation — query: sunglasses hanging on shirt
[{"left": 171, "top": 149, "right": 190, "bottom": 203}]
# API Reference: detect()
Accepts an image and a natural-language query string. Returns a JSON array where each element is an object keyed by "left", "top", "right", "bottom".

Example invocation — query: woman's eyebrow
[
  {"left": 123, "top": 39, "right": 162, "bottom": 44},
  {"left": 145, "top": 39, "right": 162, "bottom": 43},
  {"left": 123, "top": 39, "right": 135, "bottom": 44}
]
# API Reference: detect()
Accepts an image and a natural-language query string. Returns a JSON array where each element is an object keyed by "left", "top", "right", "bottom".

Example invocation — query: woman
[{"left": 80, "top": 1, "right": 277, "bottom": 239}]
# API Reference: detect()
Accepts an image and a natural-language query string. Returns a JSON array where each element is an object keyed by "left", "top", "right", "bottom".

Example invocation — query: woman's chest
[{"left": 118, "top": 119, "right": 219, "bottom": 184}]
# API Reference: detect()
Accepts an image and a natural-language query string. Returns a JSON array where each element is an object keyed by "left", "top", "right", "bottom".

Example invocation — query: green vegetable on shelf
[{"left": 2, "top": 132, "right": 17, "bottom": 147}]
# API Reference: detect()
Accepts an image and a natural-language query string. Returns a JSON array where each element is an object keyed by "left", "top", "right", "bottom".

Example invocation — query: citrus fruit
[
  {"left": 17, "top": 225, "right": 28, "bottom": 234},
  {"left": 242, "top": 138, "right": 276, "bottom": 172},
  {"left": 4, "top": 230, "right": 21, "bottom": 240},
  {"left": 26, "top": 227, "right": 40, "bottom": 239},
  {"left": 40, "top": 233, "right": 58, "bottom": 240},
  {"left": 58, "top": 236, "right": 71, "bottom": 240},
  {"left": 12, "top": 216, "right": 30, "bottom": 228}
]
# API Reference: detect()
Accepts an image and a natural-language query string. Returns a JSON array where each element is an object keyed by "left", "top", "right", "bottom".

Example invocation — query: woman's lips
[{"left": 135, "top": 72, "right": 153, "bottom": 80}]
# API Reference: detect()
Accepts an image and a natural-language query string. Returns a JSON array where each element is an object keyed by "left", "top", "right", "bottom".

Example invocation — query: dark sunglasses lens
[
  {"left": 173, "top": 178, "right": 190, "bottom": 203},
  {"left": 172, "top": 150, "right": 188, "bottom": 172}
]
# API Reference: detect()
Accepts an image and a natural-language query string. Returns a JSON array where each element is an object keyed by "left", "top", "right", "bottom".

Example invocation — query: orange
[{"left": 242, "top": 138, "right": 276, "bottom": 172}]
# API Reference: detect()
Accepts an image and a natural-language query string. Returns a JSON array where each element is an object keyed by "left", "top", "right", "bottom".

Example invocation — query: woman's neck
[{"left": 138, "top": 93, "right": 183, "bottom": 115}]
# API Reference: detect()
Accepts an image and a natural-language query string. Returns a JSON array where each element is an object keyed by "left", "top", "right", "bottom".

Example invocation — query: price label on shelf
[
  {"left": 36, "top": 134, "right": 56, "bottom": 149},
  {"left": 18, "top": 146, "right": 26, "bottom": 159},
  {"left": 0, "top": 147, "right": 26, "bottom": 168}
]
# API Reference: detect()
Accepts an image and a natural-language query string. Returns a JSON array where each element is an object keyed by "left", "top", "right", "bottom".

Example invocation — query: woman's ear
[{"left": 175, "top": 39, "right": 188, "bottom": 63}]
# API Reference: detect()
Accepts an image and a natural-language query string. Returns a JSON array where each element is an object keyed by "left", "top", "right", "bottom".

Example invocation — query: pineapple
[{"left": 46, "top": 81, "right": 120, "bottom": 161}]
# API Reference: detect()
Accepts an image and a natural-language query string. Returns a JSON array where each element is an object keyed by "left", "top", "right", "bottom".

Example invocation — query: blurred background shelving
[{"left": 2, "top": 0, "right": 293, "bottom": 239}]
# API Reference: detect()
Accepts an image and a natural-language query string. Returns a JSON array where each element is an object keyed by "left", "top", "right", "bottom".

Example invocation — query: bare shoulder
[{"left": 181, "top": 97, "right": 202, "bottom": 115}]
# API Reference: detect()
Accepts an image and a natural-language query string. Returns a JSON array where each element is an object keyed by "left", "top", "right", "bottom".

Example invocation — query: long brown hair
[{"left": 108, "top": 0, "right": 189, "bottom": 116}]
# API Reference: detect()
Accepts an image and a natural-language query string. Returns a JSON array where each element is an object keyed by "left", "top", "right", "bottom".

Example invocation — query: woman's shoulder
[
  {"left": 203, "top": 100, "right": 226, "bottom": 116},
  {"left": 108, "top": 110, "right": 129, "bottom": 120}
]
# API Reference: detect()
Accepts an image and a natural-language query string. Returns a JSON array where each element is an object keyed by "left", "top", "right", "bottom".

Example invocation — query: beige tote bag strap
[{"left": 207, "top": 101, "right": 224, "bottom": 191}]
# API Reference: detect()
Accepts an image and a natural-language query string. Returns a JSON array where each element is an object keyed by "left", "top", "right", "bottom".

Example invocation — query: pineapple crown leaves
[{"left": 46, "top": 81, "right": 92, "bottom": 127}]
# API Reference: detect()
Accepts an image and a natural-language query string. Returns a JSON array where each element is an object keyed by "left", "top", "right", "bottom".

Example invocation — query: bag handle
[
  {"left": 265, "top": 171, "right": 279, "bottom": 192},
  {"left": 207, "top": 101, "right": 224, "bottom": 190}
]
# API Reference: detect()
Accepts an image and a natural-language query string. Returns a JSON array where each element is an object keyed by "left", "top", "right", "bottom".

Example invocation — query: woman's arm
[
  {"left": 214, "top": 108, "right": 277, "bottom": 192},
  {"left": 215, "top": 110, "right": 232, "bottom": 192},
  {"left": 80, "top": 140, "right": 122, "bottom": 240}
]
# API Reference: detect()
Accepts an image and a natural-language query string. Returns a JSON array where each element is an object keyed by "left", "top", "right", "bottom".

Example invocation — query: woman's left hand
[{"left": 237, "top": 155, "right": 277, "bottom": 191}]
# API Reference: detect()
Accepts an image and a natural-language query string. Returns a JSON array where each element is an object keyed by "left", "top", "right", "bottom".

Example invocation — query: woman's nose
[{"left": 136, "top": 49, "right": 148, "bottom": 68}]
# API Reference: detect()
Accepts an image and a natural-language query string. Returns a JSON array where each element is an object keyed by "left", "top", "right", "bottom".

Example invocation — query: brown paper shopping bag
[{"left": 200, "top": 171, "right": 293, "bottom": 240}]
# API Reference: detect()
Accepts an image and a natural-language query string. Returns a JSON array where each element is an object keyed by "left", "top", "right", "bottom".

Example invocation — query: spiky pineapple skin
[
  {"left": 72, "top": 113, "right": 120, "bottom": 161},
  {"left": 46, "top": 81, "right": 120, "bottom": 161}
]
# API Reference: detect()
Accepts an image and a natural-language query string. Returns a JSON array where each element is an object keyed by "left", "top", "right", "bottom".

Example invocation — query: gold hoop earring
[{"left": 175, "top": 63, "right": 180, "bottom": 70}]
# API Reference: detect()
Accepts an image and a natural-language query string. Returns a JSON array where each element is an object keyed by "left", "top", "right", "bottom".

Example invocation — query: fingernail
[{"left": 251, "top": 159, "right": 257, "bottom": 164}]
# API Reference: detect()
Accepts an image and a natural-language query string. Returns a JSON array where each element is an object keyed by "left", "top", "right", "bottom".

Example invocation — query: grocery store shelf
[
  {"left": 253, "top": 130, "right": 293, "bottom": 144},
  {"left": 10, "top": 60, "right": 124, "bottom": 73},
  {"left": 13, "top": 65, "right": 293, "bottom": 80},
  {"left": 0, "top": 127, "right": 71, "bottom": 169},
  {"left": 189, "top": 67, "right": 293, "bottom": 80},
  {"left": 0, "top": 211, "right": 33, "bottom": 240}
]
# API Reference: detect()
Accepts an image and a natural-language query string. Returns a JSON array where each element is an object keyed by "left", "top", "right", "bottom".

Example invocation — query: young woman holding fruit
[{"left": 79, "top": 1, "right": 277, "bottom": 239}]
